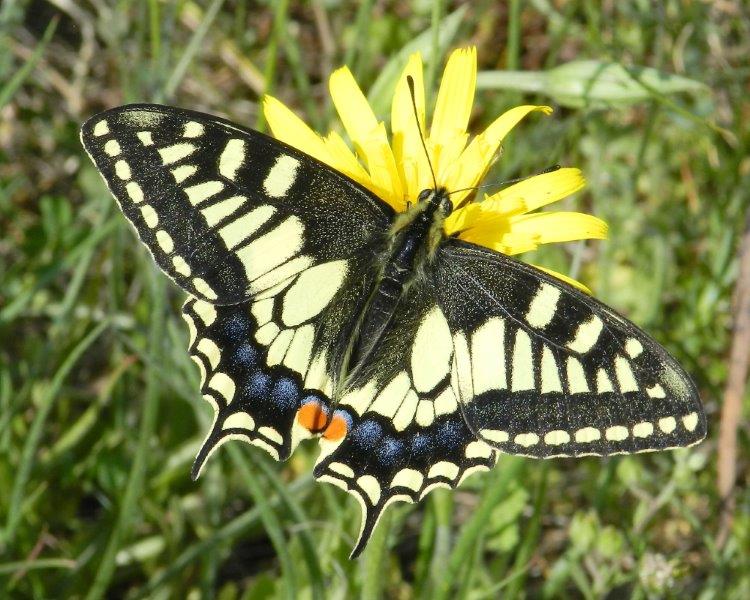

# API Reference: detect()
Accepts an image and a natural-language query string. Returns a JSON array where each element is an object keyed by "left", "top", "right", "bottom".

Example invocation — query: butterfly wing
[
  {"left": 435, "top": 240, "right": 706, "bottom": 457},
  {"left": 80, "top": 104, "right": 393, "bottom": 304},
  {"left": 314, "top": 279, "right": 498, "bottom": 557},
  {"left": 82, "top": 104, "right": 393, "bottom": 472}
]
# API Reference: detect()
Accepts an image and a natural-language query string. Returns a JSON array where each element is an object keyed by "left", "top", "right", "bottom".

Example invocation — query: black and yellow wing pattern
[
  {"left": 82, "top": 105, "right": 389, "bottom": 473},
  {"left": 82, "top": 104, "right": 705, "bottom": 558}
]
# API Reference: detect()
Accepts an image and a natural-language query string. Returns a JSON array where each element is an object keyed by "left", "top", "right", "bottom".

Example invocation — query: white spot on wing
[
  {"left": 625, "top": 338, "right": 643, "bottom": 358},
  {"left": 219, "top": 139, "right": 246, "bottom": 180},
  {"left": 140, "top": 205, "right": 158, "bottom": 228},
  {"left": 481, "top": 429, "right": 509, "bottom": 443},
  {"left": 514, "top": 432, "right": 539, "bottom": 447},
  {"left": 427, "top": 461, "right": 459, "bottom": 480},
  {"left": 183, "top": 121, "right": 204, "bottom": 138},
  {"left": 391, "top": 469, "right": 423, "bottom": 491},
  {"left": 370, "top": 372, "right": 410, "bottom": 419},
  {"left": 283, "top": 324, "right": 315, "bottom": 375},
  {"left": 92, "top": 120, "right": 109, "bottom": 136},
  {"left": 264, "top": 155, "right": 300, "bottom": 197},
  {"left": 544, "top": 430, "right": 570, "bottom": 445},
  {"left": 596, "top": 368, "right": 614, "bottom": 393},
  {"left": 185, "top": 181, "right": 224, "bottom": 206},
  {"left": 193, "top": 277, "right": 217, "bottom": 300},
  {"left": 172, "top": 164, "right": 197, "bottom": 184},
  {"left": 115, "top": 160, "right": 131, "bottom": 180},
  {"left": 159, "top": 143, "right": 196, "bottom": 165},
  {"left": 632, "top": 422, "right": 653, "bottom": 437},
  {"left": 104, "top": 140, "right": 121, "bottom": 156},
  {"left": 201, "top": 195, "right": 247, "bottom": 227},
  {"left": 218, "top": 205, "right": 276, "bottom": 249},
  {"left": 682, "top": 412, "right": 698, "bottom": 432},
  {"left": 281, "top": 260, "right": 348, "bottom": 327},
  {"left": 511, "top": 329, "right": 534, "bottom": 391},
  {"left": 267, "top": 329, "right": 294, "bottom": 365},
  {"left": 647, "top": 384, "right": 666, "bottom": 399},
  {"left": 357, "top": 475, "right": 381, "bottom": 504},
  {"left": 208, "top": 372, "right": 236, "bottom": 403},
  {"left": 567, "top": 316, "right": 603, "bottom": 354},
  {"left": 237, "top": 216, "right": 305, "bottom": 283},
  {"left": 658, "top": 416, "right": 677, "bottom": 433},
  {"left": 615, "top": 356, "right": 639, "bottom": 393},
  {"left": 137, "top": 131, "right": 153, "bottom": 145},
  {"left": 415, "top": 399, "right": 435, "bottom": 427},
  {"left": 575, "top": 427, "right": 601, "bottom": 443},
  {"left": 172, "top": 256, "right": 191, "bottom": 276},
  {"left": 566, "top": 357, "right": 589, "bottom": 394},
  {"left": 392, "top": 389, "right": 418, "bottom": 431},
  {"left": 156, "top": 230, "right": 174, "bottom": 253},
  {"left": 411, "top": 306, "right": 453, "bottom": 393},
  {"left": 223, "top": 412, "right": 255, "bottom": 430},
  {"left": 605, "top": 425, "right": 629, "bottom": 441},
  {"left": 540, "top": 346, "right": 562, "bottom": 393},
  {"left": 126, "top": 181, "right": 144, "bottom": 203},
  {"left": 452, "top": 332, "right": 473, "bottom": 401},
  {"left": 525, "top": 283, "right": 560, "bottom": 328},
  {"left": 470, "top": 317, "right": 506, "bottom": 394}
]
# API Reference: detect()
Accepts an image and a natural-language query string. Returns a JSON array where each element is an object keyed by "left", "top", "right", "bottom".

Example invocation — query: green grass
[{"left": 1, "top": 1, "right": 748, "bottom": 597}]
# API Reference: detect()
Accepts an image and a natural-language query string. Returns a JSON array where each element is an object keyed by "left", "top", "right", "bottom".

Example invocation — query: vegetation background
[{"left": 1, "top": 0, "right": 748, "bottom": 597}]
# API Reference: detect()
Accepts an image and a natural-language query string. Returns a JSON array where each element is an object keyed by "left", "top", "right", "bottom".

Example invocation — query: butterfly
[{"left": 81, "top": 104, "right": 706, "bottom": 557}]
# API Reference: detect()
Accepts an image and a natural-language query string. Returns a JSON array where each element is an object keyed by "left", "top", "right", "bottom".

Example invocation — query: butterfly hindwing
[
  {"left": 314, "top": 281, "right": 498, "bottom": 557},
  {"left": 81, "top": 104, "right": 393, "bottom": 304},
  {"left": 435, "top": 240, "right": 706, "bottom": 457},
  {"left": 185, "top": 251, "right": 381, "bottom": 475}
]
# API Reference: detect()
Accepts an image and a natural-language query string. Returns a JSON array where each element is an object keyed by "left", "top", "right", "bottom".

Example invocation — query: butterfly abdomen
[{"left": 349, "top": 194, "right": 445, "bottom": 368}]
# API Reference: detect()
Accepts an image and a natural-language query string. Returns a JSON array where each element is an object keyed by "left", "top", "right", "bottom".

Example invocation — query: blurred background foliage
[{"left": 1, "top": 0, "right": 748, "bottom": 598}]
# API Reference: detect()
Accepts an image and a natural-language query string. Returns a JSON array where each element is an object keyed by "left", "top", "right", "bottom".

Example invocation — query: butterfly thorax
[{"left": 348, "top": 188, "right": 450, "bottom": 369}]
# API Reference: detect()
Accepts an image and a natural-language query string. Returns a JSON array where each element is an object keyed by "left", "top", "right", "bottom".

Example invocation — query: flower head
[{"left": 264, "top": 47, "right": 607, "bottom": 289}]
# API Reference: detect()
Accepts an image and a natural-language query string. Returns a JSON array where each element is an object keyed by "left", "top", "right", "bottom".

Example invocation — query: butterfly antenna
[{"left": 406, "top": 75, "right": 438, "bottom": 192}]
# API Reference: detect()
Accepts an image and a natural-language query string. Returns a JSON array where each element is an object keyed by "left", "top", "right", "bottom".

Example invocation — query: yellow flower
[{"left": 264, "top": 47, "right": 607, "bottom": 290}]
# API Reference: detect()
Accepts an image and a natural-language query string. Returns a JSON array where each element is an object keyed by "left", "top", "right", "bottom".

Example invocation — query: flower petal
[
  {"left": 391, "top": 53, "right": 432, "bottom": 201},
  {"left": 323, "top": 131, "right": 373, "bottom": 187},
  {"left": 329, "top": 67, "right": 403, "bottom": 207},
  {"left": 507, "top": 211, "right": 608, "bottom": 244},
  {"left": 482, "top": 167, "right": 586, "bottom": 216},
  {"left": 264, "top": 95, "right": 332, "bottom": 164},
  {"left": 443, "top": 105, "right": 553, "bottom": 204},
  {"left": 531, "top": 264, "right": 592, "bottom": 295},
  {"left": 430, "top": 47, "right": 476, "bottom": 177},
  {"left": 329, "top": 66, "right": 379, "bottom": 141}
]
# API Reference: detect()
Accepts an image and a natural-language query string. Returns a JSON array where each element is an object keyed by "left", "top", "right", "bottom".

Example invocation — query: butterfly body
[
  {"left": 81, "top": 104, "right": 705, "bottom": 557},
  {"left": 349, "top": 188, "right": 449, "bottom": 368}
]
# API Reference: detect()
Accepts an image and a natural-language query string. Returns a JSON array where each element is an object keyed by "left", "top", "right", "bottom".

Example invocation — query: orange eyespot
[
  {"left": 322, "top": 413, "right": 348, "bottom": 441},
  {"left": 297, "top": 402, "right": 328, "bottom": 432}
]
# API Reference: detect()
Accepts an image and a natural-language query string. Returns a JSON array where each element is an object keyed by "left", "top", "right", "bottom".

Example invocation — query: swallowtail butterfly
[{"left": 81, "top": 104, "right": 706, "bottom": 557}]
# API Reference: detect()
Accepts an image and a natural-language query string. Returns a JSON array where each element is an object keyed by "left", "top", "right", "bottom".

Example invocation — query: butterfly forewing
[
  {"left": 436, "top": 240, "right": 706, "bottom": 457},
  {"left": 80, "top": 104, "right": 393, "bottom": 304}
]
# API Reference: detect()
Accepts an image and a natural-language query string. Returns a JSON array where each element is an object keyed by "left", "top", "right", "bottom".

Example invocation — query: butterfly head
[{"left": 418, "top": 187, "right": 453, "bottom": 217}]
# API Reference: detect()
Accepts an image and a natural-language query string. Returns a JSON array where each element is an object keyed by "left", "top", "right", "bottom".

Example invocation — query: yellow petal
[
  {"left": 443, "top": 105, "right": 553, "bottom": 204},
  {"left": 329, "top": 66, "right": 379, "bottom": 141},
  {"left": 532, "top": 264, "right": 592, "bottom": 295},
  {"left": 507, "top": 211, "right": 608, "bottom": 244},
  {"left": 391, "top": 53, "right": 432, "bottom": 201},
  {"left": 430, "top": 47, "right": 476, "bottom": 177},
  {"left": 482, "top": 168, "right": 586, "bottom": 216},
  {"left": 263, "top": 95, "right": 332, "bottom": 164},
  {"left": 323, "top": 131, "right": 373, "bottom": 189},
  {"left": 329, "top": 67, "right": 403, "bottom": 207}
]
